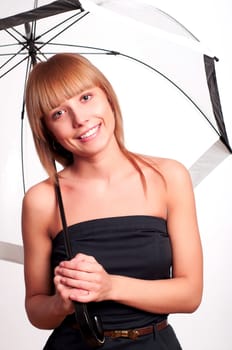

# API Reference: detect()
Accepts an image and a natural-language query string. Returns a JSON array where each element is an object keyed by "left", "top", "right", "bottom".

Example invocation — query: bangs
[
  {"left": 34, "top": 70, "right": 96, "bottom": 118},
  {"left": 27, "top": 54, "right": 102, "bottom": 119}
]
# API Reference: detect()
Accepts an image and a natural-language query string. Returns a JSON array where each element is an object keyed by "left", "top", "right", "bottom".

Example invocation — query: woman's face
[{"left": 43, "top": 87, "right": 116, "bottom": 159}]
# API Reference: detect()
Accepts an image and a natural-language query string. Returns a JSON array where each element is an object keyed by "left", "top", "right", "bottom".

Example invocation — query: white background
[
  {"left": 152, "top": 1, "right": 232, "bottom": 349},
  {"left": 0, "top": 1, "right": 232, "bottom": 349}
]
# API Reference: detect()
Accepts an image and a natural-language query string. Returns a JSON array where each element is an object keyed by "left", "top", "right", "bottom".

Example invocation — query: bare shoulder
[
  {"left": 22, "top": 179, "right": 56, "bottom": 218},
  {"left": 22, "top": 179, "right": 59, "bottom": 243},
  {"left": 141, "top": 155, "right": 192, "bottom": 188},
  {"left": 157, "top": 157, "right": 190, "bottom": 178},
  {"left": 141, "top": 155, "right": 197, "bottom": 221}
]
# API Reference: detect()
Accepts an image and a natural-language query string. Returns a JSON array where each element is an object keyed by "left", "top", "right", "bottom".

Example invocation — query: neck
[{"left": 68, "top": 139, "right": 130, "bottom": 182}]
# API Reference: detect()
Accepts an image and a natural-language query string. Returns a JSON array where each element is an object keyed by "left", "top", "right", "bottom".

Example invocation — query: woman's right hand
[
  {"left": 53, "top": 262, "right": 90, "bottom": 315},
  {"left": 53, "top": 268, "right": 76, "bottom": 315}
]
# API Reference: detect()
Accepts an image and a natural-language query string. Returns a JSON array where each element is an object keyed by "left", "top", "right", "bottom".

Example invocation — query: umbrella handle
[
  {"left": 55, "top": 179, "right": 105, "bottom": 347},
  {"left": 74, "top": 302, "right": 105, "bottom": 348}
]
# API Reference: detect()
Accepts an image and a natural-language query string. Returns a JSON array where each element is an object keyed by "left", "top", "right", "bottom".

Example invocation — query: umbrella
[
  {"left": 0, "top": 0, "right": 231, "bottom": 284},
  {"left": 0, "top": 0, "right": 231, "bottom": 189},
  {"left": 0, "top": 0, "right": 231, "bottom": 347}
]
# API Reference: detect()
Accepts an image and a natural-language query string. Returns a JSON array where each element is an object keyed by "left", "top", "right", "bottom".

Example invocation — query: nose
[
  {"left": 72, "top": 113, "right": 89, "bottom": 128},
  {"left": 68, "top": 97, "right": 89, "bottom": 127}
]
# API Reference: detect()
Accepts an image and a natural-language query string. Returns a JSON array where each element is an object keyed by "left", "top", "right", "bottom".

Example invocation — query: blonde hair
[{"left": 26, "top": 53, "right": 158, "bottom": 188}]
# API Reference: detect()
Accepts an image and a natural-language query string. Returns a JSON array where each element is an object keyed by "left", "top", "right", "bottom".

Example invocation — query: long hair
[{"left": 26, "top": 53, "right": 161, "bottom": 188}]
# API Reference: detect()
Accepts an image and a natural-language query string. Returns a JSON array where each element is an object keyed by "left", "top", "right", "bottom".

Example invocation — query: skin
[{"left": 22, "top": 87, "right": 203, "bottom": 330}]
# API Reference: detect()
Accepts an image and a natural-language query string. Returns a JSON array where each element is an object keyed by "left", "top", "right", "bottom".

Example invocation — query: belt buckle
[
  {"left": 128, "top": 329, "right": 139, "bottom": 340},
  {"left": 111, "top": 329, "right": 139, "bottom": 340}
]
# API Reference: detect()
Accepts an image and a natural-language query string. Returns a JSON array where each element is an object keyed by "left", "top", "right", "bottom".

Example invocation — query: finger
[
  {"left": 60, "top": 254, "right": 96, "bottom": 268},
  {"left": 73, "top": 253, "right": 96, "bottom": 263},
  {"left": 55, "top": 276, "right": 91, "bottom": 303},
  {"left": 60, "top": 276, "right": 95, "bottom": 291},
  {"left": 54, "top": 276, "right": 72, "bottom": 302},
  {"left": 60, "top": 269, "right": 93, "bottom": 281},
  {"left": 74, "top": 260, "right": 103, "bottom": 273},
  {"left": 54, "top": 265, "right": 63, "bottom": 276},
  {"left": 69, "top": 288, "right": 103, "bottom": 303},
  {"left": 69, "top": 291, "right": 92, "bottom": 303},
  {"left": 59, "top": 260, "right": 102, "bottom": 275}
]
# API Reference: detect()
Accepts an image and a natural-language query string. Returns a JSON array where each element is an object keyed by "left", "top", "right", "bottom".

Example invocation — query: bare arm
[
  {"left": 110, "top": 160, "right": 203, "bottom": 313},
  {"left": 56, "top": 160, "right": 203, "bottom": 314},
  {"left": 22, "top": 183, "right": 75, "bottom": 329}
]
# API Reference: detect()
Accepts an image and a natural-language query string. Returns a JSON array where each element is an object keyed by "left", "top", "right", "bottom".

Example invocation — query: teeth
[{"left": 80, "top": 125, "right": 99, "bottom": 139}]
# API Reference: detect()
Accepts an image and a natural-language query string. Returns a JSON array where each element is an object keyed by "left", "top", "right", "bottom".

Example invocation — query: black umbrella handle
[
  {"left": 55, "top": 180, "right": 105, "bottom": 347},
  {"left": 74, "top": 302, "right": 105, "bottom": 348}
]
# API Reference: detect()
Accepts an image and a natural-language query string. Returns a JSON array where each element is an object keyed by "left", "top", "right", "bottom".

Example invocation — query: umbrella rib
[
  {"left": 34, "top": 43, "right": 117, "bottom": 63},
  {"left": 0, "top": 43, "right": 23, "bottom": 48},
  {"left": 10, "top": 26, "right": 28, "bottom": 40},
  {"left": 4, "top": 28, "right": 27, "bottom": 44},
  {"left": 0, "top": 55, "right": 29, "bottom": 79},
  {"left": 118, "top": 52, "right": 221, "bottom": 137},
  {"left": 40, "top": 42, "right": 114, "bottom": 54},
  {"left": 35, "top": 10, "right": 87, "bottom": 42},
  {"left": 0, "top": 53, "right": 30, "bottom": 56},
  {"left": 155, "top": 7, "right": 200, "bottom": 42},
  {"left": 20, "top": 56, "right": 33, "bottom": 193},
  {"left": 31, "top": 46, "right": 49, "bottom": 62},
  {"left": 20, "top": 114, "right": 26, "bottom": 194},
  {"left": 0, "top": 45, "right": 27, "bottom": 68},
  {"left": 0, "top": 10, "right": 88, "bottom": 68}
]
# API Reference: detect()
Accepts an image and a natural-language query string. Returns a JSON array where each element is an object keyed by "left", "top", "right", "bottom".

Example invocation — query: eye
[
  {"left": 81, "top": 93, "right": 92, "bottom": 102},
  {"left": 52, "top": 109, "right": 65, "bottom": 120}
]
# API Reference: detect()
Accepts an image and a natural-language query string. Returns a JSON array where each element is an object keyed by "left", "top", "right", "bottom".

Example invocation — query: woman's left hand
[{"left": 55, "top": 253, "right": 112, "bottom": 303}]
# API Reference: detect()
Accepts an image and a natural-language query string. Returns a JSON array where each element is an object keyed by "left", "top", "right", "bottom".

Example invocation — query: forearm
[
  {"left": 25, "top": 293, "right": 73, "bottom": 329},
  {"left": 110, "top": 275, "right": 202, "bottom": 314}
]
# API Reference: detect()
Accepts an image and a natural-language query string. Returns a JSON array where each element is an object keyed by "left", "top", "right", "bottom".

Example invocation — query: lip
[{"left": 77, "top": 123, "right": 101, "bottom": 141}]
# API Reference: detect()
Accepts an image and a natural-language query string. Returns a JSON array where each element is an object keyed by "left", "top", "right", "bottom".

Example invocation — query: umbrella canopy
[
  {"left": 0, "top": 0, "right": 231, "bottom": 270},
  {"left": 0, "top": 0, "right": 230, "bottom": 189},
  {"left": 0, "top": 0, "right": 230, "bottom": 264}
]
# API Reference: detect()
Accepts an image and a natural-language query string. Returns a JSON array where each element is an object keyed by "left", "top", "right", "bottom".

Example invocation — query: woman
[{"left": 22, "top": 53, "right": 203, "bottom": 349}]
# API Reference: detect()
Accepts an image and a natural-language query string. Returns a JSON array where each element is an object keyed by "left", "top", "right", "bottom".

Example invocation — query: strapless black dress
[{"left": 44, "top": 216, "right": 182, "bottom": 349}]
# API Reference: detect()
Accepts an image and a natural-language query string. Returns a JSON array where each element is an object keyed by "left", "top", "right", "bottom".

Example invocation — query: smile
[{"left": 78, "top": 124, "right": 100, "bottom": 140}]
